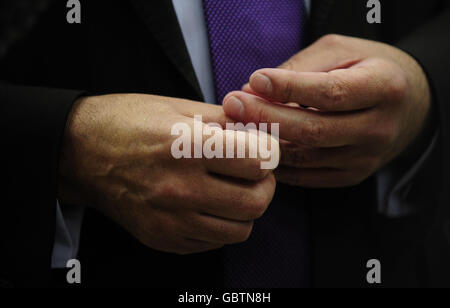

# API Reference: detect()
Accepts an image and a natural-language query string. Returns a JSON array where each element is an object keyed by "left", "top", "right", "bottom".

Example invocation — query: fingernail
[
  {"left": 224, "top": 96, "right": 244, "bottom": 121},
  {"left": 251, "top": 73, "right": 272, "bottom": 94}
]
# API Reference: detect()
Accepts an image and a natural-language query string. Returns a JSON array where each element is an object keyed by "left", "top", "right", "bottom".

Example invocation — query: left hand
[{"left": 222, "top": 34, "right": 432, "bottom": 188}]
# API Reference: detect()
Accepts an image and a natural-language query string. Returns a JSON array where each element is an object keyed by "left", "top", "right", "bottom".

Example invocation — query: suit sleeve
[
  {"left": 393, "top": 4, "right": 450, "bottom": 216},
  {"left": 0, "top": 82, "right": 85, "bottom": 286},
  {"left": 394, "top": 4, "right": 450, "bottom": 285}
]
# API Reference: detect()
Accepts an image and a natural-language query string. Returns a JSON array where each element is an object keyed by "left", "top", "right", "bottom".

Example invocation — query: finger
[
  {"left": 161, "top": 170, "right": 276, "bottom": 221},
  {"left": 279, "top": 142, "right": 360, "bottom": 169},
  {"left": 171, "top": 119, "right": 280, "bottom": 181},
  {"left": 198, "top": 173, "right": 276, "bottom": 221},
  {"left": 241, "top": 35, "right": 364, "bottom": 98},
  {"left": 242, "top": 83, "right": 254, "bottom": 94},
  {"left": 248, "top": 67, "right": 383, "bottom": 111},
  {"left": 185, "top": 214, "right": 254, "bottom": 245},
  {"left": 243, "top": 83, "right": 301, "bottom": 108},
  {"left": 223, "top": 91, "right": 373, "bottom": 147},
  {"left": 278, "top": 35, "right": 369, "bottom": 73},
  {"left": 201, "top": 127, "right": 280, "bottom": 179},
  {"left": 153, "top": 171, "right": 275, "bottom": 222}
]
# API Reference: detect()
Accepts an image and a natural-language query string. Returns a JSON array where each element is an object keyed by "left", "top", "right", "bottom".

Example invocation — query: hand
[
  {"left": 223, "top": 34, "right": 432, "bottom": 188},
  {"left": 58, "top": 94, "right": 277, "bottom": 254}
]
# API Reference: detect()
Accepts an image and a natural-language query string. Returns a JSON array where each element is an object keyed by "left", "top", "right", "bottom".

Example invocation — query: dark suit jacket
[{"left": 1, "top": 0, "right": 449, "bottom": 288}]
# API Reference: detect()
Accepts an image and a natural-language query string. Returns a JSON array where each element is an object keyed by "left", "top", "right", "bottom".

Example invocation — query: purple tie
[
  {"left": 203, "top": 0, "right": 310, "bottom": 288},
  {"left": 203, "top": 0, "right": 306, "bottom": 104}
]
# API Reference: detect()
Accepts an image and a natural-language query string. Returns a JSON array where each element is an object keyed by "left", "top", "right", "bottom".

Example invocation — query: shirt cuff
[
  {"left": 377, "top": 131, "right": 439, "bottom": 218},
  {"left": 51, "top": 200, "right": 85, "bottom": 268}
]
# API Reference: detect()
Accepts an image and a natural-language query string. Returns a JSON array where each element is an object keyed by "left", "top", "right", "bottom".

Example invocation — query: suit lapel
[
  {"left": 129, "top": 0, "right": 203, "bottom": 98},
  {"left": 309, "top": 0, "right": 336, "bottom": 40}
]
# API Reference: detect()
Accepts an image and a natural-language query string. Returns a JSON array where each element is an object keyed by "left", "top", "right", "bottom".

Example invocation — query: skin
[
  {"left": 58, "top": 94, "right": 277, "bottom": 255},
  {"left": 223, "top": 34, "right": 432, "bottom": 188},
  {"left": 57, "top": 34, "right": 432, "bottom": 255}
]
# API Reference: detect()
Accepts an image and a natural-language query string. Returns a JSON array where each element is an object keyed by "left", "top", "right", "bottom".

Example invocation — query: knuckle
[
  {"left": 238, "top": 197, "right": 265, "bottom": 220},
  {"left": 318, "top": 34, "right": 344, "bottom": 47},
  {"left": 152, "top": 182, "right": 176, "bottom": 201},
  {"left": 370, "top": 120, "right": 398, "bottom": 148},
  {"left": 152, "top": 180, "right": 193, "bottom": 203},
  {"left": 247, "top": 190, "right": 273, "bottom": 219},
  {"left": 282, "top": 75, "right": 295, "bottom": 102},
  {"left": 254, "top": 104, "right": 270, "bottom": 124},
  {"left": 386, "top": 73, "right": 408, "bottom": 101},
  {"left": 299, "top": 119, "right": 323, "bottom": 146},
  {"left": 372, "top": 59, "right": 408, "bottom": 102},
  {"left": 279, "top": 59, "right": 295, "bottom": 71},
  {"left": 232, "top": 225, "right": 254, "bottom": 244},
  {"left": 324, "top": 75, "right": 348, "bottom": 106}
]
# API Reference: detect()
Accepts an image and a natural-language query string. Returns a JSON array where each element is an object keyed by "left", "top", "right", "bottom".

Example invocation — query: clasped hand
[{"left": 223, "top": 35, "right": 432, "bottom": 188}]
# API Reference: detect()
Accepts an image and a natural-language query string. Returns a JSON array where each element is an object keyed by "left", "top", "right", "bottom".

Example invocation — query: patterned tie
[
  {"left": 203, "top": 0, "right": 310, "bottom": 288},
  {"left": 203, "top": 0, "right": 306, "bottom": 104}
]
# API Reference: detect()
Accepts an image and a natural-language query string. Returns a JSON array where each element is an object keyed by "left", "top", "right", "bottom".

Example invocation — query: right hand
[{"left": 58, "top": 94, "right": 277, "bottom": 255}]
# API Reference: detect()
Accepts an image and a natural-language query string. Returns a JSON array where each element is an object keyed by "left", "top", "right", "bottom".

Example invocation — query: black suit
[{"left": 1, "top": 0, "right": 449, "bottom": 288}]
